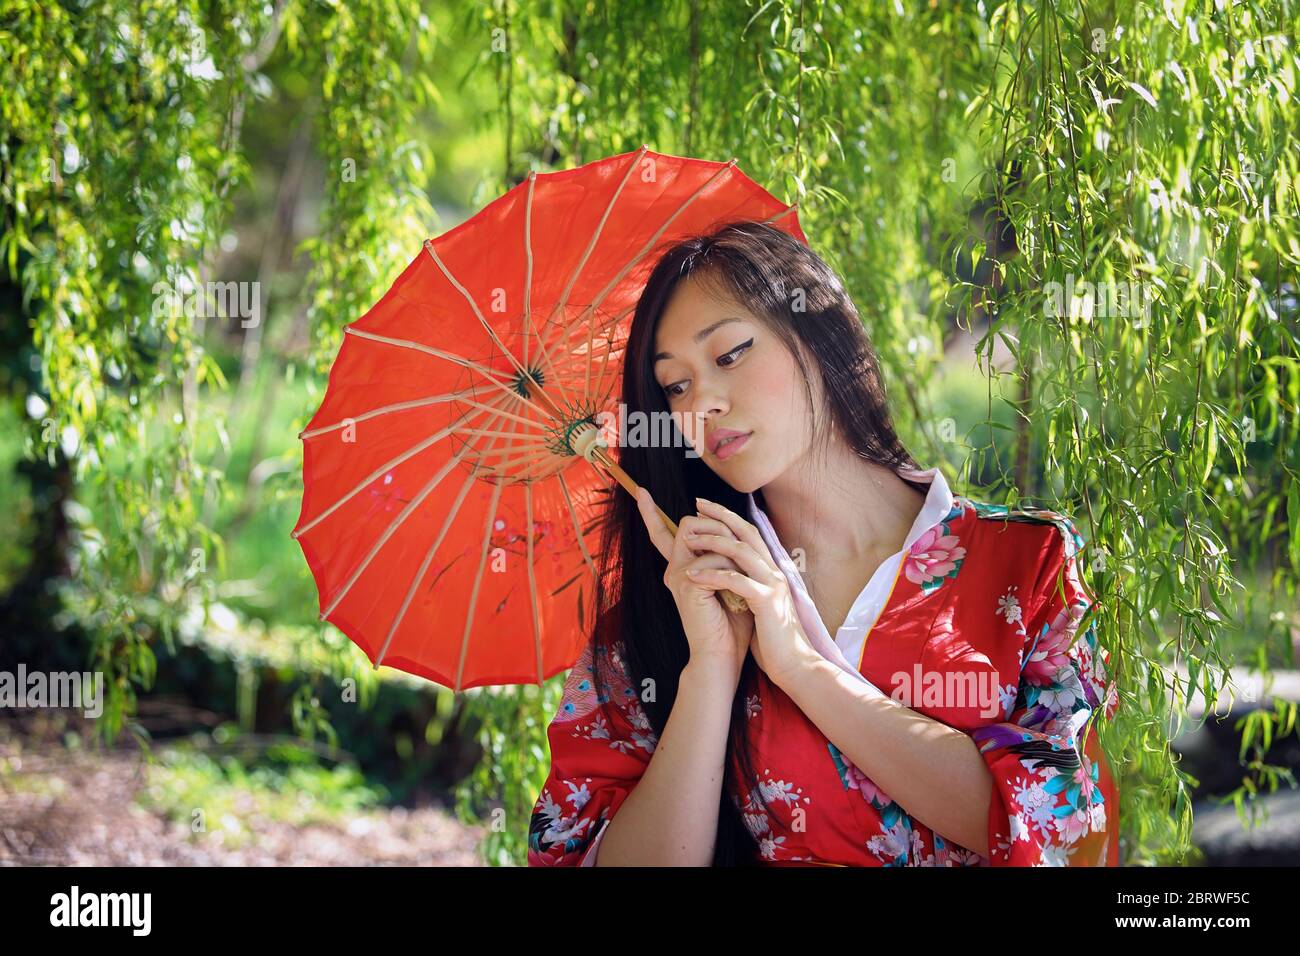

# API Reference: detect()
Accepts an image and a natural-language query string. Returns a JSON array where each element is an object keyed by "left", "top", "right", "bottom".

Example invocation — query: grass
[{"left": 136, "top": 729, "right": 389, "bottom": 849}]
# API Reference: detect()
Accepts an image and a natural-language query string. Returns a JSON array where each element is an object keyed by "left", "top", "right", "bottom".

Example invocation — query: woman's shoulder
[
  {"left": 940, "top": 496, "right": 1092, "bottom": 602},
  {"left": 926, "top": 499, "right": 1099, "bottom": 657},
  {"left": 948, "top": 495, "right": 1087, "bottom": 559}
]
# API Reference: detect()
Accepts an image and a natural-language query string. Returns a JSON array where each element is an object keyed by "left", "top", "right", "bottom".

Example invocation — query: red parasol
[{"left": 293, "top": 146, "right": 807, "bottom": 690}]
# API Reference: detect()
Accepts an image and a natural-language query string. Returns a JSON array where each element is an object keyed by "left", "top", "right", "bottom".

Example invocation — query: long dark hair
[{"left": 587, "top": 220, "right": 928, "bottom": 864}]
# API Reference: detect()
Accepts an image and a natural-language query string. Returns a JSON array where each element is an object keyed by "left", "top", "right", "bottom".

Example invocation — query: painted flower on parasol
[{"left": 293, "top": 146, "right": 806, "bottom": 691}]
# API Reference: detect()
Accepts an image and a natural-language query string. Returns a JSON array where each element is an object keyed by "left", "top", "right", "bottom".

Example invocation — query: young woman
[{"left": 527, "top": 221, "right": 1119, "bottom": 866}]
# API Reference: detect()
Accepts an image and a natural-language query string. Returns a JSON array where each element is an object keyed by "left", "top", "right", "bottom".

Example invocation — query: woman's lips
[{"left": 714, "top": 431, "right": 752, "bottom": 460}]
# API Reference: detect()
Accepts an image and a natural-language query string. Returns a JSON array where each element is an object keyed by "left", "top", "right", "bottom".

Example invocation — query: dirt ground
[{"left": 0, "top": 738, "right": 486, "bottom": 867}]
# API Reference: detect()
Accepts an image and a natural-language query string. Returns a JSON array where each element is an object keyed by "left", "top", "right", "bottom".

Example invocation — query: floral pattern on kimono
[
  {"left": 527, "top": 489, "right": 1120, "bottom": 867},
  {"left": 527, "top": 634, "right": 657, "bottom": 866},
  {"left": 734, "top": 772, "right": 816, "bottom": 862},
  {"left": 969, "top": 509, "right": 1120, "bottom": 866},
  {"left": 903, "top": 507, "right": 968, "bottom": 594},
  {"left": 829, "top": 741, "right": 912, "bottom": 866}
]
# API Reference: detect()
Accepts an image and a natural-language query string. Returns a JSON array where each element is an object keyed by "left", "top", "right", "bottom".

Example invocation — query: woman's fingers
[
  {"left": 674, "top": 545, "right": 743, "bottom": 596},
  {"left": 682, "top": 551, "right": 739, "bottom": 574},
  {"left": 677, "top": 514, "right": 736, "bottom": 548},
  {"left": 635, "top": 487, "right": 675, "bottom": 561},
  {"left": 694, "top": 498, "right": 778, "bottom": 573},
  {"left": 672, "top": 515, "right": 740, "bottom": 568},
  {"left": 684, "top": 566, "right": 766, "bottom": 606},
  {"left": 637, "top": 486, "right": 738, "bottom": 564},
  {"left": 680, "top": 532, "right": 774, "bottom": 583}
]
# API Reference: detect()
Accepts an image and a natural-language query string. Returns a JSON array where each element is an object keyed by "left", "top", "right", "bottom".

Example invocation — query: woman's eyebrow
[{"left": 653, "top": 317, "right": 747, "bottom": 364}]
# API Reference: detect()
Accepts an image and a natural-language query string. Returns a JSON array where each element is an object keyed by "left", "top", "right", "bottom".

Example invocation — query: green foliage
[
  {"left": 958, "top": 0, "right": 1299, "bottom": 864},
  {"left": 454, "top": 678, "right": 563, "bottom": 866},
  {"left": 136, "top": 730, "right": 388, "bottom": 848}
]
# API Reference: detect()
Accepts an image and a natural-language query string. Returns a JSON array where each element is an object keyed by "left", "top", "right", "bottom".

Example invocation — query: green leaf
[{"left": 1128, "top": 82, "right": 1158, "bottom": 109}]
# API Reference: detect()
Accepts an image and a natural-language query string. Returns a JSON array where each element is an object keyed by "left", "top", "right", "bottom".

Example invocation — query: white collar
[{"left": 744, "top": 464, "right": 955, "bottom": 684}]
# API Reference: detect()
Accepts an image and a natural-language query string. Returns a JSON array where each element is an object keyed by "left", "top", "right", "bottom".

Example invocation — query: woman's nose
[
  {"left": 689, "top": 381, "right": 728, "bottom": 419},
  {"left": 685, "top": 393, "right": 727, "bottom": 444}
]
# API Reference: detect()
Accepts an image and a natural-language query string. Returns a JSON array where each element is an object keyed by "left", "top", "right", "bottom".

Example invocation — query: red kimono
[{"left": 527, "top": 466, "right": 1120, "bottom": 866}]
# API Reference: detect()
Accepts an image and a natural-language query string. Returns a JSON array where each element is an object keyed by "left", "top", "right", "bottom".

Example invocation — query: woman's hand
[
  {"left": 635, "top": 487, "right": 753, "bottom": 682},
  {"left": 679, "top": 497, "right": 820, "bottom": 687}
]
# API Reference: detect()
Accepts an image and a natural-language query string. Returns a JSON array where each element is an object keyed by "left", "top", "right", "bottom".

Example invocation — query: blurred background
[{"left": 0, "top": 0, "right": 1297, "bottom": 866}]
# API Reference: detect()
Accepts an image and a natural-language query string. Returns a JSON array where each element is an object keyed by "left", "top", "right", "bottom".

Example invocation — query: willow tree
[{"left": 0, "top": 0, "right": 438, "bottom": 736}]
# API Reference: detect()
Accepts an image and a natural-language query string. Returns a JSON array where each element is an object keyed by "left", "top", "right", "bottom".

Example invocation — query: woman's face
[{"left": 650, "top": 273, "right": 818, "bottom": 493}]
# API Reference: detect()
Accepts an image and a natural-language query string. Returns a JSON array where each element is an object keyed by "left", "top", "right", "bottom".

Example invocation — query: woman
[{"left": 527, "top": 221, "right": 1119, "bottom": 866}]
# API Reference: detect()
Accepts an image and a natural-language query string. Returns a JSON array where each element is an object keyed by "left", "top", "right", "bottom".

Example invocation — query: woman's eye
[
  {"left": 662, "top": 339, "right": 753, "bottom": 399},
  {"left": 717, "top": 338, "right": 753, "bottom": 367}
]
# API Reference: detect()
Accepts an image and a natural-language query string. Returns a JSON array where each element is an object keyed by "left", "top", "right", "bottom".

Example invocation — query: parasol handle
[{"left": 568, "top": 424, "right": 749, "bottom": 614}]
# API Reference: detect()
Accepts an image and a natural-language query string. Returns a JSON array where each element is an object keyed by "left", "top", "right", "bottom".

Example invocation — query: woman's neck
[{"left": 759, "top": 435, "right": 927, "bottom": 568}]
